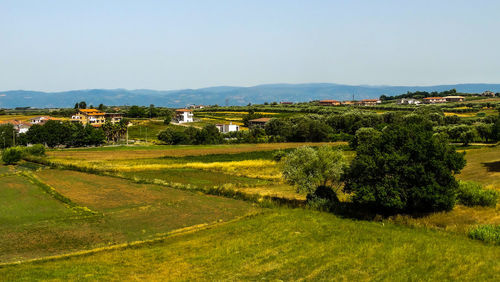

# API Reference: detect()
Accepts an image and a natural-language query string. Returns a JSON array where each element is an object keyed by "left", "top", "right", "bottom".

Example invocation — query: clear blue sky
[{"left": 1, "top": 0, "right": 499, "bottom": 91}]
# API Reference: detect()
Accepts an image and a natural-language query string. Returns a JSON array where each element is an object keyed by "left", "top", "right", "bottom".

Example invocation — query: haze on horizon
[{"left": 1, "top": 0, "right": 500, "bottom": 92}]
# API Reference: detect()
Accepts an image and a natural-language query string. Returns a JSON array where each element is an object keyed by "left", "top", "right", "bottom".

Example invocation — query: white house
[
  {"left": 216, "top": 122, "right": 239, "bottom": 133},
  {"left": 397, "top": 98, "right": 421, "bottom": 105},
  {"left": 30, "top": 116, "right": 51, "bottom": 124},
  {"left": 175, "top": 109, "right": 194, "bottom": 123}
]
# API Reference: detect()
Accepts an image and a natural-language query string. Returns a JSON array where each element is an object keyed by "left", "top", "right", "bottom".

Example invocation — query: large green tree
[
  {"left": 281, "top": 146, "right": 346, "bottom": 196},
  {"left": 344, "top": 117, "right": 466, "bottom": 214}
]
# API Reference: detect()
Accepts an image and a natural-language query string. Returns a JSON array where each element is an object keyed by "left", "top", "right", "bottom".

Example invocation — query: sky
[{"left": 1, "top": 0, "right": 500, "bottom": 92}]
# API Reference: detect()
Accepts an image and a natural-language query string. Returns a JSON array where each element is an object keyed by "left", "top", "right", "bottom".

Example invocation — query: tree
[
  {"left": 98, "top": 104, "right": 106, "bottom": 111},
  {"left": 127, "top": 106, "right": 147, "bottom": 118},
  {"left": 493, "top": 117, "right": 500, "bottom": 142},
  {"left": 343, "top": 118, "right": 466, "bottom": 214},
  {"left": 78, "top": 101, "right": 87, "bottom": 109},
  {"left": 0, "top": 124, "right": 15, "bottom": 148},
  {"left": 281, "top": 146, "right": 346, "bottom": 196},
  {"left": 2, "top": 147, "right": 23, "bottom": 165}
]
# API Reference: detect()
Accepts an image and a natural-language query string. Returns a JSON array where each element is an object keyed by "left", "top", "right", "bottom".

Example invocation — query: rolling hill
[{"left": 0, "top": 83, "right": 499, "bottom": 108}]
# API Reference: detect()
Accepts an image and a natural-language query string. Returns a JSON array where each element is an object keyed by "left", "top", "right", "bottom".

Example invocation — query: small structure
[
  {"left": 397, "top": 98, "right": 421, "bottom": 105},
  {"left": 319, "top": 100, "right": 341, "bottom": 106},
  {"left": 175, "top": 109, "right": 194, "bottom": 123},
  {"left": 105, "top": 113, "right": 123, "bottom": 124},
  {"left": 29, "top": 116, "right": 53, "bottom": 125},
  {"left": 359, "top": 99, "right": 382, "bottom": 106},
  {"left": 423, "top": 97, "right": 446, "bottom": 104},
  {"left": 216, "top": 122, "right": 239, "bottom": 133},
  {"left": 248, "top": 117, "right": 271, "bottom": 128},
  {"left": 341, "top": 101, "right": 355, "bottom": 105},
  {"left": 280, "top": 102, "right": 293, "bottom": 105},
  {"left": 189, "top": 105, "right": 205, "bottom": 109},
  {"left": 71, "top": 109, "right": 106, "bottom": 127},
  {"left": 444, "top": 96, "right": 465, "bottom": 102},
  {"left": 0, "top": 120, "right": 32, "bottom": 134},
  {"left": 482, "top": 90, "right": 496, "bottom": 97}
]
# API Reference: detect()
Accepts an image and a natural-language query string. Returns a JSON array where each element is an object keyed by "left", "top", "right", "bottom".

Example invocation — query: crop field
[
  {"left": 127, "top": 119, "right": 179, "bottom": 141},
  {"left": 0, "top": 170, "right": 257, "bottom": 263},
  {"left": 2, "top": 208, "right": 499, "bottom": 281}
]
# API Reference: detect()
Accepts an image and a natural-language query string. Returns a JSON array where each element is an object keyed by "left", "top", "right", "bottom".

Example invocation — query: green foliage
[
  {"left": 25, "top": 144, "right": 46, "bottom": 156},
  {"left": 2, "top": 147, "right": 23, "bottom": 164},
  {"left": 456, "top": 181, "right": 498, "bottom": 207},
  {"left": 468, "top": 225, "right": 500, "bottom": 244},
  {"left": 272, "top": 150, "right": 287, "bottom": 162},
  {"left": 157, "top": 124, "right": 223, "bottom": 145},
  {"left": 281, "top": 146, "right": 346, "bottom": 195},
  {"left": 23, "top": 121, "right": 105, "bottom": 148},
  {"left": 344, "top": 117, "right": 466, "bottom": 214},
  {"left": 0, "top": 124, "right": 15, "bottom": 148}
]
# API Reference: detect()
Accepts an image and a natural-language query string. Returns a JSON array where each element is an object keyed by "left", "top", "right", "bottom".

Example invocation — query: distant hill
[{"left": 0, "top": 83, "right": 499, "bottom": 109}]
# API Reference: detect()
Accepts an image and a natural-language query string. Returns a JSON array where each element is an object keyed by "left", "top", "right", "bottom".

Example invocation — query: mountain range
[{"left": 1, "top": 83, "right": 499, "bottom": 109}]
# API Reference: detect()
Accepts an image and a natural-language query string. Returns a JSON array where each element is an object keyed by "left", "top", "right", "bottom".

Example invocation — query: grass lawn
[
  {"left": 2, "top": 208, "right": 499, "bottom": 281},
  {"left": 458, "top": 146, "right": 500, "bottom": 190}
]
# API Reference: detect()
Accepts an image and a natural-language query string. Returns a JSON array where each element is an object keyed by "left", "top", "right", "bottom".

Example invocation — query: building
[
  {"left": 71, "top": 109, "right": 106, "bottom": 127},
  {"left": 397, "top": 98, "right": 421, "bottom": 105},
  {"left": 341, "top": 101, "right": 355, "bottom": 105},
  {"left": 105, "top": 113, "right": 123, "bottom": 124},
  {"left": 423, "top": 97, "right": 446, "bottom": 104},
  {"left": 359, "top": 99, "right": 382, "bottom": 106},
  {"left": 175, "top": 109, "right": 194, "bottom": 123},
  {"left": 444, "top": 96, "right": 465, "bottom": 102},
  {"left": 0, "top": 120, "right": 31, "bottom": 134},
  {"left": 248, "top": 117, "right": 271, "bottom": 128},
  {"left": 216, "top": 122, "right": 240, "bottom": 133},
  {"left": 482, "top": 90, "right": 496, "bottom": 97},
  {"left": 189, "top": 105, "right": 205, "bottom": 109},
  {"left": 319, "top": 100, "right": 341, "bottom": 106},
  {"left": 280, "top": 102, "right": 293, "bottom": 105},
  {"left": 30, "top": 116, "right": 51, "bottom": 125}
]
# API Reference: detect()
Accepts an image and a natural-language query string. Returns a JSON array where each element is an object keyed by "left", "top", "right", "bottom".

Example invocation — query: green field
[
  {"left": 1, "top": 142, "right": 499, "bottom": 280},
  {"left": 0, "top": 170, "right": 256, "bottom": 263},
  {"left": 2, "top": 208, "right": 499, "bottom": 280}
]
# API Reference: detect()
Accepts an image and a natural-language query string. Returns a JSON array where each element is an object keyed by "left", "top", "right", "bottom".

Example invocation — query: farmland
[{"left": 1, "top": 134, "right": 500, "bottom": 279}]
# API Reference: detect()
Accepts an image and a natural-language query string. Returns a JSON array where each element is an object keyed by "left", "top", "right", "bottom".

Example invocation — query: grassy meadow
[
  {"left": 1, "top": 208, "right": 499, "bottom": 281},
  {"left": 1, "top": 141, "right": 499, "bottom": 280}
]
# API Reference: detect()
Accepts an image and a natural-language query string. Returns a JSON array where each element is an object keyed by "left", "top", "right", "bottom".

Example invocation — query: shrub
[
  {"left": 457, "top": 181, "right": 498, "bottom": 207},
  {"left": 25, "top": 144, "right": 46, "bottom": 156},
  {"left": 272, "top": 150, "right": 287, "bottom": 162},
  {"left": 2, "top": 147, "right": 23, "bottom": 165},
  {"left": 468, "top": 225, "right": 500, "bottom": 244}
]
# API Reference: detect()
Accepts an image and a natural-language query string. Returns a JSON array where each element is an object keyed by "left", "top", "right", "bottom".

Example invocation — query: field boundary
[
  {"left": 24, "top": 156, "right": 306, "bottom": 208},
  {"left": 21, "top": 171, "right": 101, "bottom": 217},
  {"left": 0, "top": 211, "right": 266, "bottom": 268}
]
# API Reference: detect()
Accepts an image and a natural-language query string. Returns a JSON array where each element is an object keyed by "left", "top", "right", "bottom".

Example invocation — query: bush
[
  {"left": 2, "top": 147, "right": 23, "bottom": 165},
  {"left": 457, "top": 181, "right": 498, "bottom": 207},
  {"left": 468, "top": 225, "right": 500, "bottom": 244},
  {"left": 25, "top": 144, "right": 46, "bottom": 156},
  {"left": 272, "top": 150, "right": 287, "bottom": 162}
]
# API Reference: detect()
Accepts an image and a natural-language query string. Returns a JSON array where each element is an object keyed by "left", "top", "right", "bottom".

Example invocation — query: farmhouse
[
  {"left": 482, "top": 90, "right": 495, "bottom": 97},
  {"left": 423, "top": 97, "right": 446, "bottom": 104},
  {"left": 341, "top": 101, "right": 355, "bottom": 105},
  {"left": 0, "top": 120, "right": 32, "bottom": 134},
  {"left": 359, "top": 99, "right": 381, "bottom": 106},
  {"left": 397, "top": 98, "right": 421, "bottom": 105},
  {"left": 319, "top": 100, "right": 341, "bottom": 106},
  {"left": 105, "top": 113, "right": 123, "bottom": 124},
  {"left": 29, "top": 116, "right": 58, "bottom": 125},
  {"left": 71, "top": 109, "right": 106, "bottom": 127},
  {"left": 216, "top": 122, "right": 240, "bottom": 133},
  {"left": 280, "top": 101, "right": 293, "bottom": 105},
  {"left": 189, "top": 105, "right": 205, "bottom": 109},
  {"left": 248, "top": 117, "right": 271, "bottom": 128},
  {"left": 444, "top": 96, "right": 465, "bottom": 102},
  {"left": 175, "top": 109, "right": 194, "bottom": 123}
]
